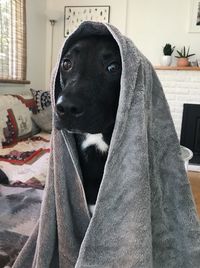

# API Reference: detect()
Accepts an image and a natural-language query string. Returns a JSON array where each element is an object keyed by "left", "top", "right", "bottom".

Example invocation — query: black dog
[
  {"left": 56, "top": 35, "right": 122, "bottom": 214},
  {"left": 0, "top": 169, "right": 9, "bottom": 185}
]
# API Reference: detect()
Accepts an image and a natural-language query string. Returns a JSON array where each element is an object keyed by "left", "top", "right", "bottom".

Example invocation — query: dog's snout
[{"left": 56, "top": 97, "right": 84, "bottom": 118}]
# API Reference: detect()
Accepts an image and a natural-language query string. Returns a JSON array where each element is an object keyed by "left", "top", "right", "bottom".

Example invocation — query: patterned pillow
[
  {"left": 30, "top": 89, "right": 52, "bottom": 133},
  {"left": 30, "top": 88, "right": 51, "bottom": 112},
  {"left": 0, "top": 95, "right": 37, "bottom": 147}
]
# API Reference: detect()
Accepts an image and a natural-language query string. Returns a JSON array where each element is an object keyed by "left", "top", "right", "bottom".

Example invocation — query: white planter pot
[{"left": 161, "top": 55, "right": 172, "bottom": 66}]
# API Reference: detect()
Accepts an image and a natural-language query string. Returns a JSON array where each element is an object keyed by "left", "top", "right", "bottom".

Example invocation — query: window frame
[{"left": 0, "top": 0, "right": 29, "bottom": 84}]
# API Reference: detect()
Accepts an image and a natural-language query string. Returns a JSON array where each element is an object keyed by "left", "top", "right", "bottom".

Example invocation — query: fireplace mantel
[{"left": 155, "top": 66, "right": 200, "bottom": 71}]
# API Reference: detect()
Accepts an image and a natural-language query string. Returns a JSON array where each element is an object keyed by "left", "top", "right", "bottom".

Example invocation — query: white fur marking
[
  {"left": 81, "top": 133, "right": 109, "bottom": 153},
  {"left": 89, "top": 204, "right": 96, "bottom": 215}
]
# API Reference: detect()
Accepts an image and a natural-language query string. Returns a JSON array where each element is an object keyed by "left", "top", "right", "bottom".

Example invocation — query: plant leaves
[
  {"left": 176, "top": 46, "right": 195, "bottom": 58},
  {"left": 176, "top": 50, "right": 183, "bottom": 57},
  {"left": 187, "top": 53, "right": 195, "bottom": 57},
  {"left": 187, "top": 46, "right": 190, "bottom": 57},
  {"left": 183, "top": 46, "right": 186, "bottom": 57}
]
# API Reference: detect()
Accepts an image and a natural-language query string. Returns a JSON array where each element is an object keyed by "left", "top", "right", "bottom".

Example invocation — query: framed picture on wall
[
  {"left": 64, "top": 6, "right": 110, "bottom": 37},
  {"left": 189, "top": 0, "right": 200, "bottom": 32}
]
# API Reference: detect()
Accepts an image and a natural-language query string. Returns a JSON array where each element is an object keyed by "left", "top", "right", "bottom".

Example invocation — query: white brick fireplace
[{"left": 156, "top": 70, "right": 200, "bottom": 139}]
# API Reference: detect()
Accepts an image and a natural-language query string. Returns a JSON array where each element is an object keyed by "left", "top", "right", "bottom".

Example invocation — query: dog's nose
[{"left": 56, "top": 97, "right": 84, "bottom": 118}]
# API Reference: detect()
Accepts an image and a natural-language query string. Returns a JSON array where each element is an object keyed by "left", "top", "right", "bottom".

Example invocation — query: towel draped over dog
[{"left": 13, "top": 22, "right": 200, "bottom": 268}]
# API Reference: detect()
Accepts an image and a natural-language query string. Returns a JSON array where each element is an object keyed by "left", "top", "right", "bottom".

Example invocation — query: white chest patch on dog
[
  {"left": 81, "top": 133, "right": 109, "bottom": 153},
  {"left": 88, "top": 204, "right": 96, "bottom": 215}
]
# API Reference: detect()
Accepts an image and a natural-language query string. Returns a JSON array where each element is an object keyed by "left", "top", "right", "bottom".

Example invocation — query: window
[{"left": 0, "top": 0, "right": 27, "bottom": 83}]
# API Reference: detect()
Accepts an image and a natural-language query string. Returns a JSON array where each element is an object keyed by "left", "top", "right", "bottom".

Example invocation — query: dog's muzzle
[{"left": 56, "top": 95, "right": 84, "bottom": 118}]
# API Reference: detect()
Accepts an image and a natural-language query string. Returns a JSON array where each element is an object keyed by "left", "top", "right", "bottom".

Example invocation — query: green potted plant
[
  {"left": 162, "top": 43, "right": 175, "bottom": 66},
  {"left": 175, "top": 46, "right": 195, "bottom": 67}
]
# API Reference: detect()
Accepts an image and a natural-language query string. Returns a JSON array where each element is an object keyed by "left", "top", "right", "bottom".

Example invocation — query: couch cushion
[{"left": 0, "top": 95, "right": 37, "bottom": 147}]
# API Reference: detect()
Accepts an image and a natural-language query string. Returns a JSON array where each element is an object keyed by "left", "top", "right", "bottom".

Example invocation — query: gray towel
[{"left": 13, "top": 21, "right": 200, "bottom": 268}]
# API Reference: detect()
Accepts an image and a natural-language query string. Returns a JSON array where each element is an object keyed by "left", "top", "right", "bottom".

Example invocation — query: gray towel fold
[{"left": 13, "top": 21, "right": 200, "bottom": 268}]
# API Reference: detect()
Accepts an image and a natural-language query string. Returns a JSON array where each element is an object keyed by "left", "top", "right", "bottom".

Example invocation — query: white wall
[
  {"left": 45, "top": 0, "right": 128, "bottom": 87},
  {"left": 0, "top": 0, "right": 47, "bottom": 94},
  {"left": 126, "top": 0, "right": 200, "bottom": 65},
  {"left": 45, "top": 0, "right": 200, "bottom": 88},
  {"left": 26, "top": 0, "right": 46, "bottom": 90},
  {"left": 1, "top": 0, "right": 199, "bottom": 93}
]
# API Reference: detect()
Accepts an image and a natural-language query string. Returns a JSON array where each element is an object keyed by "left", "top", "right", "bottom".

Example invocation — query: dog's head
[{"left": 55, "top": 35, "right": 122, "bottom": 134}]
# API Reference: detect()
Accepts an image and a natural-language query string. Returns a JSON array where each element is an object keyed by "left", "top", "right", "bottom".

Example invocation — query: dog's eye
[
  {"left": 107, "top": 63, "right": 120, "bottom": 73},
  {"left": 62, "top": 59, "right": 72, "bottom": 71}
]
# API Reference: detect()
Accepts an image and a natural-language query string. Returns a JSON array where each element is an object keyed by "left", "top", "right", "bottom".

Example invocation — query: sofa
[{"left": 0, "top": 89, "right": 52, "bottom": 267}]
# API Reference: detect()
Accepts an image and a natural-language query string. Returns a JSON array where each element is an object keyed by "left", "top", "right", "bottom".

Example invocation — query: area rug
[
  {"left": 0, "top": 185, "right": 43, "bottom": 267},
  {"left": 0, "top": 148, "right": 50, "bottom": 165}
]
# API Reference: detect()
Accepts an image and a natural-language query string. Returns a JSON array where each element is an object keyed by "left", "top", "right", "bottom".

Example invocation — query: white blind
[{"left": 0, "top": 0, "right": 26, "bottom": 81}]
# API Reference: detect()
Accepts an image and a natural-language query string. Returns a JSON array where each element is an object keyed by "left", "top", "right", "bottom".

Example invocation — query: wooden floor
[{"left": 188, "top": 171, "right": 200, "bottom": 217}]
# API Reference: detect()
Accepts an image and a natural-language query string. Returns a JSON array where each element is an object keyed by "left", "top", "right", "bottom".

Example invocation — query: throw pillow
[
  {"left": 32, "top": 106, "right": 52, "bottom": 133},
  {"left": 30, "top": 88, "right": 51, "bottom": 112},
  {"left": 30, "top": 89, "right": 52, "bottom": 133},
  {"left": 0, "top": 95, "right": 37, "bottom": 147}
]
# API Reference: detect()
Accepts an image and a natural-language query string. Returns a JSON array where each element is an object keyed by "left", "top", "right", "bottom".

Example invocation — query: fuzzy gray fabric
[{"left": 13, "top": 21, "right": 200, "bottom": 268}]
